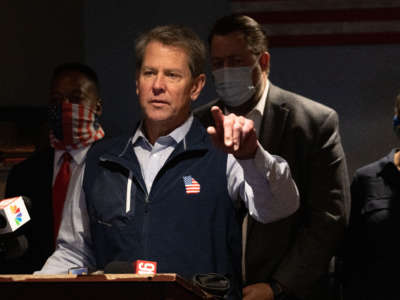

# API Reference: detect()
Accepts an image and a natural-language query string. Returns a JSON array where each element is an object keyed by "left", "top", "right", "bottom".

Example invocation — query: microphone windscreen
[
  {"left": 104, "top": 261, "right": 134, "bottom": 274},
  {"left": 0, "top": 235, "right": 28, "bottom": 260},
  {"left": 0, "top": 214, "right": 6, "bottom": 229}
]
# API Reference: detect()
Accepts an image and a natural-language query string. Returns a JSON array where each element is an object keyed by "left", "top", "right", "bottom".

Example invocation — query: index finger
[{"left": 210, "top": 106, "right": 224, "bottom": 135}]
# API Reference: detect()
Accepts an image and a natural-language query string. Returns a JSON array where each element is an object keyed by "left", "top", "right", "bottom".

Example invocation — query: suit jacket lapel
[
  {"left": 259, "top": 83, "right": 290, "bottom": 154},
  {"left": 47, "top": 148, "right": 55, "bottom": 200},
  {"left": 248, "top": 83, "right": 290, "bottom": 233},
  {"left": 41, "top": 148, "right": 55, "bottom": 245}
]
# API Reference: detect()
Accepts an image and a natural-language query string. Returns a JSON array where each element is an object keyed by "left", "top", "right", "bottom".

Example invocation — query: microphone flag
[{"left": 0, "top": 196, "right": 31, "bottom": 234}]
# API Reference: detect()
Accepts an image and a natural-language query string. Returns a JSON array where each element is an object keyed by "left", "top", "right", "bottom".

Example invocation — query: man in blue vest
[{"left": 37, "top": 25, "right": 299, "bottom": 299}]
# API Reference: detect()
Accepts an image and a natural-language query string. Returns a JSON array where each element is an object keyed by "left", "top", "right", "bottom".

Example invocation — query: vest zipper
[
  {"left": 144, "top": 193, "right": 149, "bottom": 212},
  {"left": 143, "top": 192, "right": 150, "bottom": 256}
]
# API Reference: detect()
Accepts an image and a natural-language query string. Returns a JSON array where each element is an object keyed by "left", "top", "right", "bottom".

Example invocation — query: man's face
[
  {"left": 136, "top": 41, "right": 203, "bottom": 130},
  {"left": 50, "top": 71, "right": 100, "bottom": 112},
  {"left": 210, "top": 31, "right": 266, "bottom": 86}
]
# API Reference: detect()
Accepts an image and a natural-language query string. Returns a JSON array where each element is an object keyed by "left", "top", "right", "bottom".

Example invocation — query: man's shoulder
[
  {"left": 354, "top": 152, "right": 393, "bottom": 179},
  {"left": 5, "top": 147, "right": 53, "bottom": 197},
  {"left": 267, "top": 84, "right": 340, "bottom": 135},
  {"left": 269, "top": 84, "right": 336, "bottom": 119},
  {"left": 88, "top": 134, "right": 132, "bottom": 159},
  {"left": 9, "top": 147, "right": 53, "bottom": 173}
]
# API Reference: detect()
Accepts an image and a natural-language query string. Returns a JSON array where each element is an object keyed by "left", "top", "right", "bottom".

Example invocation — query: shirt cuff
[{"left": 236, "top": 142, "right": 274, "bottom": 179}]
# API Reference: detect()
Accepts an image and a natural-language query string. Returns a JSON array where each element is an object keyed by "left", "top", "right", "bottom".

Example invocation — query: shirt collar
[
  {"left": 131, "top": 115, "right": 194, "bottom": 147},
  {"left": 54, "top": 146, "right": 90, "bottom": 166},
  {"left": 247, "top": 79, "right": 269, "bottom": 119}
]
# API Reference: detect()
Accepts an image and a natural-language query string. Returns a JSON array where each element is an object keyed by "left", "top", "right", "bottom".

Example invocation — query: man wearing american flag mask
[
  {"left": 37, "top": 25, "right": 299, "bottom": 300},
  {"left": 3, "top": 62, "right": 104, "bottom": 274}
]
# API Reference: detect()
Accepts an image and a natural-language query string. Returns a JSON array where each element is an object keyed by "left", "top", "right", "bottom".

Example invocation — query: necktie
[{"left": 52, "top": 152, "right": 72, "bottom": 242}]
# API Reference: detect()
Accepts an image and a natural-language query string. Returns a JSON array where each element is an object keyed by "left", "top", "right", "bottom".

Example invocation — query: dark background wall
[
  {"left": 0, "top": 1, "right": 84, "bottom": 107},
  {"left": 1, "top": 0, "right": 399, "bottom": 180},
  {"left": 270, "top": 44, "right": 400, "bottom": 177}
]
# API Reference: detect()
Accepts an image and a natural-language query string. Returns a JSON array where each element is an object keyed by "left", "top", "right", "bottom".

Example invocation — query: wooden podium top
[{"left": 0, "top": 273, "right": 216, "bottom": 300}]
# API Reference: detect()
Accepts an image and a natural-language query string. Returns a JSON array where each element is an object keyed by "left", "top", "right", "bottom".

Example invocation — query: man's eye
[
  {"left": 165, "top": 72, "right": 182, "bottom": 81},
  {"left": 143, "top": 70, "right": 155, "bottom": 76}
]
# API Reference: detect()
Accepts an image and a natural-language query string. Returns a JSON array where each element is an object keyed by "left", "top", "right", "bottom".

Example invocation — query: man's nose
[{"left": 152, "top": 74, "right": 165, "bottom": 96}]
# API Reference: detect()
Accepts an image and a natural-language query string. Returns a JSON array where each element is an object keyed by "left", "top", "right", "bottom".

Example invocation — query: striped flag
[
  {"left": 230, "top": 0, "right": 400, "bottom": 46},
  {"left": 183, "top": 176, "right": 201, "bottom": 194},
  {"left": 49, "top": 102, "right": 104, "bottom": 150}
]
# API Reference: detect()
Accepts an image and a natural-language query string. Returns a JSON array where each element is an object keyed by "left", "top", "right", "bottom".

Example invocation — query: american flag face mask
[{"left": 48, "top": 102, "right": 105, "bottom": 150}]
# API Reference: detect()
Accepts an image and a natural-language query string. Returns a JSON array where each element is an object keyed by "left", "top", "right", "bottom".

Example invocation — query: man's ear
[
  {"left": 190, "top": 74, "right": 206, "bottom": 102},
  {"left": 259, "top": 52, "right": 270, "bottom": 72},
  {"left": 135, "top": 69, "right": 141, "bottom": 96},
  {"left": 96, "top": 98, "right": 103, "bottom": 116}
]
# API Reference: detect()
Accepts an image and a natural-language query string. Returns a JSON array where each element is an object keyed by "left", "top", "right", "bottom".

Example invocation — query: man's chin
[
  {"left": 145, "top": 113, "right": 171, "bottom": 123},
  {"left": 144, "top": 113, "right": 174, "bottom": 127}
]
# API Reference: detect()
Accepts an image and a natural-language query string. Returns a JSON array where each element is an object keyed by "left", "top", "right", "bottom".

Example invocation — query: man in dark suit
[
  {"left": 343, "top": 92, "right": 400, "bottom": 300},
  {"left": 194, "top": 15, "right": 350, "bottom": 300},
  {"left": 1, "top": 62, "right": 104, "bottom": 273}
]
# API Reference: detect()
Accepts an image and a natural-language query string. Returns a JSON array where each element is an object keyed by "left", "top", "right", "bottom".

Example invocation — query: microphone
[
  {"left": 0, "top": 235, "right": 28, "bottom": 260},
  {"left": 0, "top": 196, "right": 31, "bottom": 235},
  {"left": 104, "top": 261, "right": 134, "bottom": 273},
  {"left": 0, "top": 196, "right": 31, "bottom": 260},
  {"left": 104, "top": 260, "right": 157, "bottom": 275}
]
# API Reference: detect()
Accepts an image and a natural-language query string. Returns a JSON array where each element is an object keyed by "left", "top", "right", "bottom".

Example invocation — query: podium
[{"left": 0, "top": 273, "right": 216, "bottom": 300}]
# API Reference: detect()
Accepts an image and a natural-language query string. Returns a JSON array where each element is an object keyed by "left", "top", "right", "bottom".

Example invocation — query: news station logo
[
  {"left": 134, "top": 260, "right": 157, "bottom": 275},
  {"left": 10, "top": 205, "right": 23, "bottom": 225},
  {"left": 0, "top": 196, "right": 30, "bottom": 234}
]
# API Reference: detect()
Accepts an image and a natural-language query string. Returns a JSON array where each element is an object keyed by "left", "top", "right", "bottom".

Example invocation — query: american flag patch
[{"left": 183, "top": 176, "right": 201, "bottom": 194}]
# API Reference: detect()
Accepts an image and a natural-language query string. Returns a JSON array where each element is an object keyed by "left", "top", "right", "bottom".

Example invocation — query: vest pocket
[
  {"left": 361, "top": 198, "right": 391, "bottom": 223},
  {"left": 361, "top": 198, "right": 391, "bottom": 214},
  {"left": 88, "top": 167, "right": 137, "bottom": 223}
]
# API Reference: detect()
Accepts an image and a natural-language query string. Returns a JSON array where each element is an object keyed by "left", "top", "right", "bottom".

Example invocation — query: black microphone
[
  {"left": 0, "top": 196, "right": 32, "bottom": 260},
  {"left": 0, "top": 213, "right": 6, "bottom": 228},
  {"left": 0, "top": 235, "right": 28, "bottom": 260},
  {"left": 104, "top": 260, "right": 157, "bottom": 274},
  {"left": 104, "top": 261, "right": 134, "bottom": 274}
]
